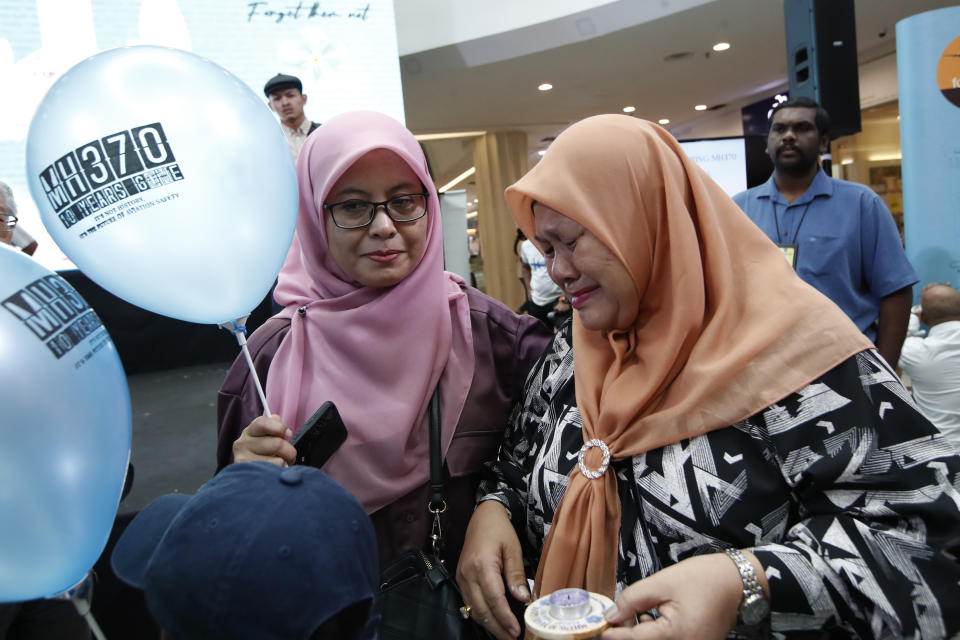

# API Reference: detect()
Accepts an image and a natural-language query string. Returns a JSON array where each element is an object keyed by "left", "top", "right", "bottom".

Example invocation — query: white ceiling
[
  {"left": 403, "top": 0, "right": 958, "bottom": 189},
  {"left": 392, "top": 0, "right": 678, "bottom": 55}
]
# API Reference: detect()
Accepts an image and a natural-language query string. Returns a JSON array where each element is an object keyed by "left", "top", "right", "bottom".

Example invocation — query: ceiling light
[
  {"left": 466, "top": 211, "right": 478, "bottom": 219},
  {"left": 694, "top": 104, "right": 708, "bottom": 111},
  {"left": 658, "top": 118, "right": 670, "bottom": 125},
  {"left": 538, "top": 83, "right": 553, "bottom": 91},
  {"left": 713, "top": 42, "right": 731, "bottom": 52},
  {"left": 438, "top": 167, "right": 476, "bottom": 193},
  {"left": 840, "top": 158, "right": 854, "bottom": 165},
  {"left": 867, "top": 153, "right": 902, "bottom": 162},
  {"left": 622, "top": 106, "right": 636, "bottom": 113},
  {"left": 473, "top": 198, "right": 478, "bottom": 203},
  {"left": 414, "top": 130, "right": 486, "bottom": 141},
  {"left": 467, "top": 228, "right": 478, "bottom": 235}
]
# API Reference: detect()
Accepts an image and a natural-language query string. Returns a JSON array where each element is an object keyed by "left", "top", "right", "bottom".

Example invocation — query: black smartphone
[{"left": 290, "top": 401, "right": 348, "bottom": 469}]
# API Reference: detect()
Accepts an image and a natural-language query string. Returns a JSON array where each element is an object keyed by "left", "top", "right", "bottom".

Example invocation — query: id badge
[{"left": 776, "top": 243, "right": 798, "bottom": 269}]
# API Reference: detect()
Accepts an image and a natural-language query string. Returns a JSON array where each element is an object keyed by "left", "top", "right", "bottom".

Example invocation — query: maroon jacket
[{"left": 217, "top": 286, "right": 551, "bottom": 568}]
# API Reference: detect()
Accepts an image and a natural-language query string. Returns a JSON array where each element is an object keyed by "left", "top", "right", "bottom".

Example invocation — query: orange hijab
[{"left": 505, "top": 115, "right": 872, "bottom": 598}]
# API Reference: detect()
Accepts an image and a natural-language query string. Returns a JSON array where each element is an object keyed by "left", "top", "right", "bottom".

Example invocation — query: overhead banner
[{"left": 897, "top": 7, "right": 960, "bottom": 292}]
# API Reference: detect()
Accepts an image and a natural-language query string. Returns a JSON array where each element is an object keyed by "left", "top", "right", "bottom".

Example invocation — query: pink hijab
[{"left": 266, "top": 111, "right": 475, "bottom": 514}]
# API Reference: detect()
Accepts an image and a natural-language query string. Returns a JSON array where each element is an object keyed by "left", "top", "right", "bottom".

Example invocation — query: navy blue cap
[{"left": 112, "top": 462, "right": 377, "bottom": 640}]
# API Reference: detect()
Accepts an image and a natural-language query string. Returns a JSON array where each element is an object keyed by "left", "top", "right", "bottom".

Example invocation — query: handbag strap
[
  {"left": 428, "top": 387, "right": 444, "bottom": 510},
  {"left": 427, "top": 388, "right": 446, "bottom": 557}
]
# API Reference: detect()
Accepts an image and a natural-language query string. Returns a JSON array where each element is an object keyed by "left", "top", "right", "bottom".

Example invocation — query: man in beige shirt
[{"left": 263, "top": 73, "right": 320, "bottom": 161}]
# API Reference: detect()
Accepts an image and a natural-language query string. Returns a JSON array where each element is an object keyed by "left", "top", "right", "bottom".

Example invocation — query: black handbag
[{"left": 376, "top": 390, "right": 487, "bottom": 640}]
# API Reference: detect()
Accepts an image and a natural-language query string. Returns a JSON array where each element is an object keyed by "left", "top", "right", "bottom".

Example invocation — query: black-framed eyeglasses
[
  {"left": 1, "top": 214, "right": 16, "bottom": 231},
  {"left": 323, "top": 193, "right": 428, "bottom": 230}
]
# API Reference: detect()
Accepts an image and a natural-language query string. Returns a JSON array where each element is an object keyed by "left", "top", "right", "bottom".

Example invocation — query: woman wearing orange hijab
[{"left": 455, "top": 115, "right": 960, "bottom": 640}]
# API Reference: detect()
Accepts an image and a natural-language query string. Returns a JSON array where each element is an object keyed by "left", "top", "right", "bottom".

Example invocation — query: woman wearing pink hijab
[{"left": 216, "top": 111, "right": 551, "bottom": 570}]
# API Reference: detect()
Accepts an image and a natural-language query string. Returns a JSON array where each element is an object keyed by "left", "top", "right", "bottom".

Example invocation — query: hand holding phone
[{"left": 290, "top": 401, "right": 348, "bottom": 469}]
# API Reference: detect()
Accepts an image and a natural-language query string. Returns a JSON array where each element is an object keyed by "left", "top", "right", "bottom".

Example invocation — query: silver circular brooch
[{"left": 577, "top": 438, "right": 611, "bottom": 479}]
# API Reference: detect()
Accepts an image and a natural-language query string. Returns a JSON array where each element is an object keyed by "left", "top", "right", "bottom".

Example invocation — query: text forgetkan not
[{"left": 247, "top": 2, "right": 372, "bottom": 23}]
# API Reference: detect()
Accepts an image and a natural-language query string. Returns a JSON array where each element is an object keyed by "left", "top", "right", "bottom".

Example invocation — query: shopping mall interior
[
  {"left": 2, "top": 0, "right": 955, "bottom": 531},
  {"left": 2, "top": 2, "right": 959, "bottom": 636},
  {"left": 410, "top": 0, "right": 951, "bottom": 308}
]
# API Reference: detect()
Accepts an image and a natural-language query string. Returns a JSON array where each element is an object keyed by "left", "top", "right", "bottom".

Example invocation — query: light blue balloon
[
  {"left": 25, "top": 46, "right": 298, "bottom": 324},
  {"left": 0, "top": 245, "right": 131, "bottom": 601}
]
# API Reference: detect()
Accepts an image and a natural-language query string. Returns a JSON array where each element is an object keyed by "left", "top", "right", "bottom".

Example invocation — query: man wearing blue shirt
[{"left": 733, "top": 98, "right": 917, "bottom": 367}]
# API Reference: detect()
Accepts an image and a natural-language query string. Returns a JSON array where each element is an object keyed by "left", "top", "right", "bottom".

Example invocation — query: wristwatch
[{"left": 724, "top": 548, "right": 770, "bottom": 627}]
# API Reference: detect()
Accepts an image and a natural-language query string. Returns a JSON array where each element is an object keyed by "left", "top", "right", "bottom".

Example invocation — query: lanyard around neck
[{"left": 773, "top": 200, "right": 813, "bottom": 244}]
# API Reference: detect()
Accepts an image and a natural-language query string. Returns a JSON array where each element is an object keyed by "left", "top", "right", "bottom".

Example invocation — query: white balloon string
[
  {"left": 218, "top": 317, "right": 272, "bottom": 417},
  {"left": 71, "top": 596, "right": 108, "bottom": 640},
  {"left": 235, "top": 329, "right": 272, "bottom": 417}
]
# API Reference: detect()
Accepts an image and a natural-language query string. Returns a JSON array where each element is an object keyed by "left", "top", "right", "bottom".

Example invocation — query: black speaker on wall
[{"left": 784, "top": 0, "right": 861, "bottom": 138}]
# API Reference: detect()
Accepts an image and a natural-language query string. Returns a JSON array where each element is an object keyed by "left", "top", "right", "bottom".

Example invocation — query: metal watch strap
[{"left": 724, "top": 548, "right": 768, "bottom": 626}]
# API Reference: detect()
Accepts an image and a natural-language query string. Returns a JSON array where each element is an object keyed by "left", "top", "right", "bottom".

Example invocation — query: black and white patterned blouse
[{"left": 479, "top": 321, "right": 960, "bottom": 638}]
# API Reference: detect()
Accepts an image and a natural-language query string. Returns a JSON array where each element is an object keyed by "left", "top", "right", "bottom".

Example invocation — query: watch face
[{"left": 741, "top": 593, "right": 770, "bottom": 626}]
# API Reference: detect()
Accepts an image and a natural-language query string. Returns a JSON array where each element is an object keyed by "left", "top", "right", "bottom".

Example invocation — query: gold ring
[{"left": 459, "top": 605, "right": 472, "bottom": 619}]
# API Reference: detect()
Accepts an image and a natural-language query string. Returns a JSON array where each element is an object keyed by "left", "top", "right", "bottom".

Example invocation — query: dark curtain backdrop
[{"left": 59, "top": 270, "right": 275, "bottom": 375}]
